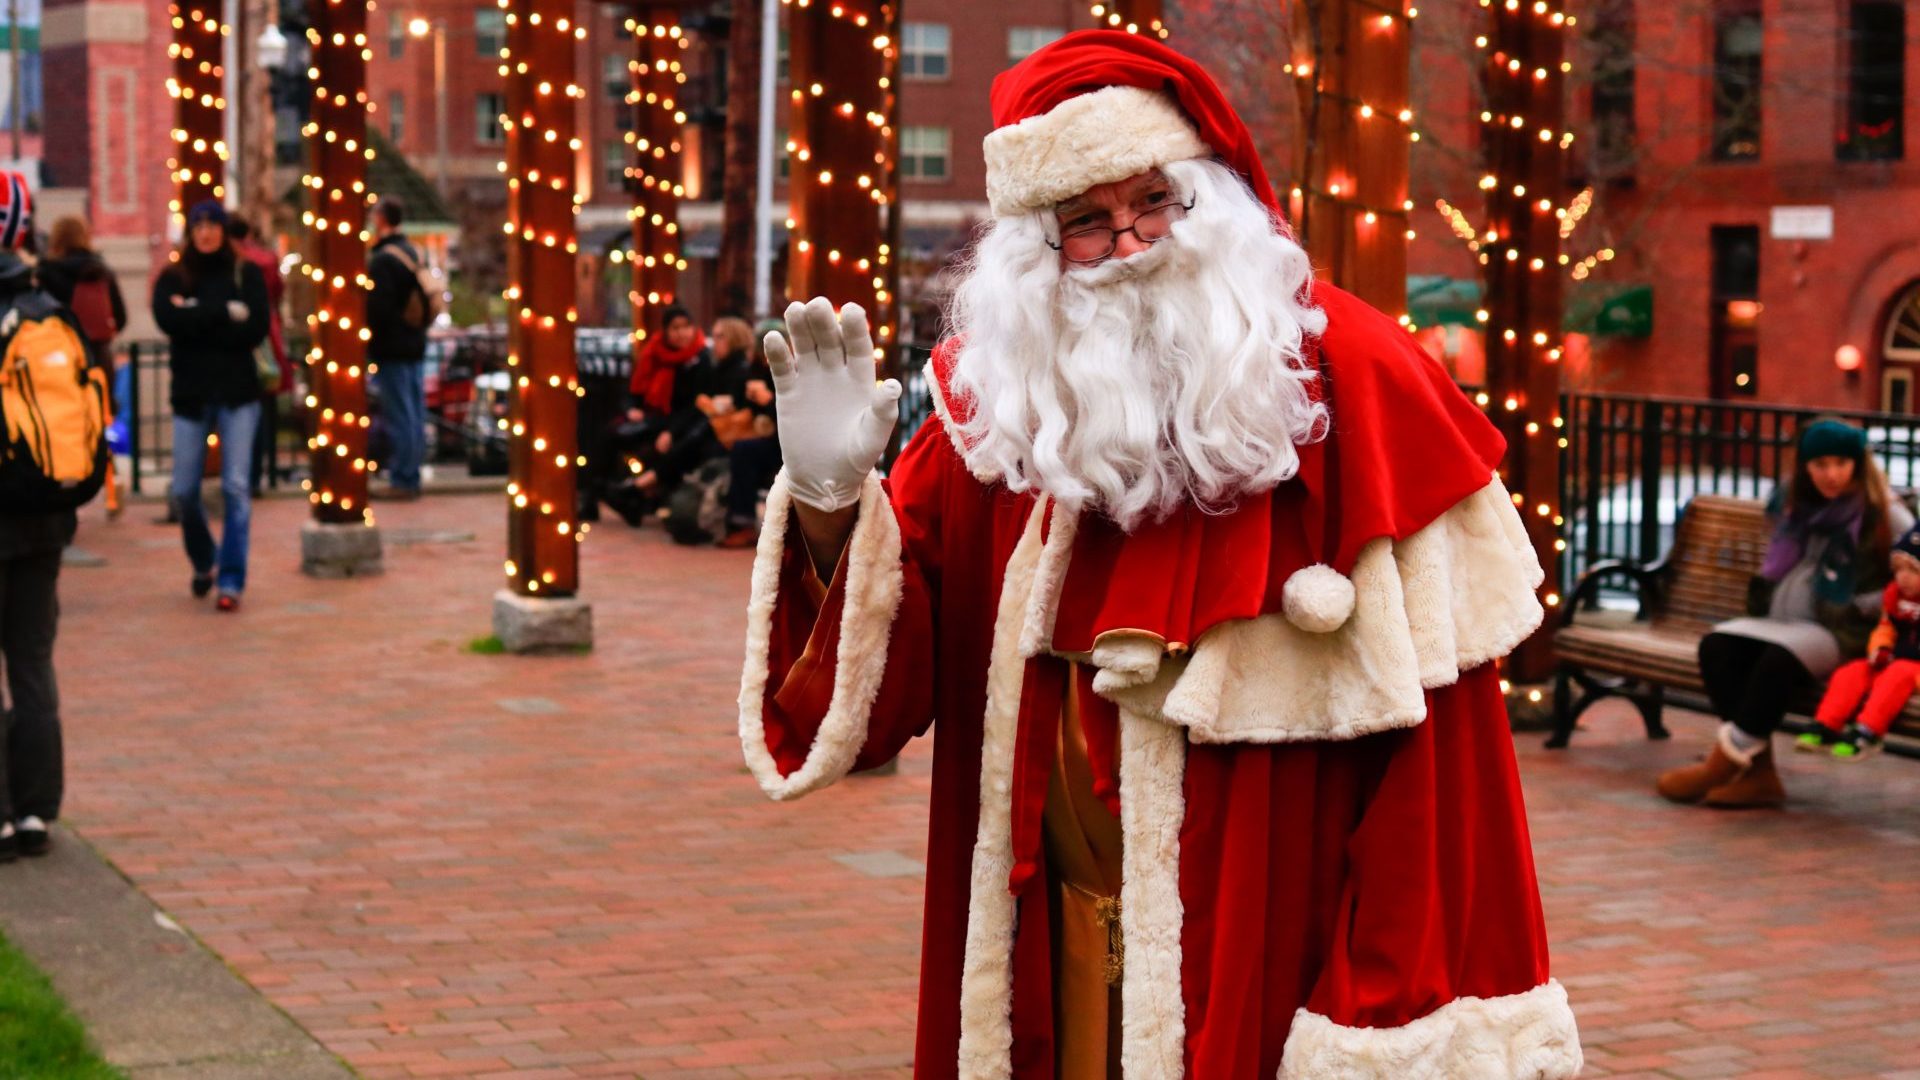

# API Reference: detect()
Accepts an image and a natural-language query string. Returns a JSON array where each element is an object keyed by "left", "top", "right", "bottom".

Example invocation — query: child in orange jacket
[{"left": 1804, "top": 525, "right": 1920, "bottom": 758}]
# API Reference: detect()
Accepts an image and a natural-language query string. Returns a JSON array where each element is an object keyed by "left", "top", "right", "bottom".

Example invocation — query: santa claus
[{"left": 737, "top": 30, "right": 1582, "bottom": 1080}]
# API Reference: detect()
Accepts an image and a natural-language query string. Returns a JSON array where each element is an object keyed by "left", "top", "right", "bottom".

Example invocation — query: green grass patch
[
  {"left": 466, "top": 634, "right": 506, "bottom": 654},
  {"left": 0, "top": 928, "right": 123, "bottom": 1080}
]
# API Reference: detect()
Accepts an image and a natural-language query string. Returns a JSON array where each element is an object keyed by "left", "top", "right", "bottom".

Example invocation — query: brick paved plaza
[{"left": 46, "top": 493, "right": 1920, "bottom": 1079}]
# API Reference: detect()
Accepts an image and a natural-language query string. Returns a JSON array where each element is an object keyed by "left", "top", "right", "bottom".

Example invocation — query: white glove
[
  {"left": 226, "top": 300, "right": 250, "bottom": 322},
  {"left": 764, "top": 297, "right": 901, "bottom": 513}
]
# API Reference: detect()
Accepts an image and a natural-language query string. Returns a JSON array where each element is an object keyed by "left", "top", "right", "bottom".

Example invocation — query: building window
[
  {"left": 1709, "top": 225, "right": 1761, "bottom": 397},
  {"left": 1587, "top": 0, "right": 1634, "bottom": 178},
  {"left": 1007, "top": 26, "right": 1064, "bottom": 64},
  {"left": 902, "top": 23, "right": 950, "bottom": 80},
  {"left": 605, "top": 54, "right": 631, "bottom": 106},
  {"left": 606, "top": 140, "right": 629, "bottom": 189},
  {"left": 388, "top": 92, "right": 405, "bottom": 144},
  {"left": 387, "top": 12, "right": 405, "bottom": 59},
  {"left": 1710, "top": 2, "right": 1762, "bottom": 161},
  {"left": 1840, "top": 1, "right": 1904, "bottom": 162},
  {"left": 777, "top": 128, "right": 790, "bottom": 180},
  {"left": 475, "top": 92, "right": 505, "bottom": 146},
  {"left": 902, "top": 125, "right": 950, "bottom": 182},
  {"left": 777, "top": 29, "right": 789, "bottom": 83},
  {"left": 474, "top": 9, "right": 505, "bottom": 58}
]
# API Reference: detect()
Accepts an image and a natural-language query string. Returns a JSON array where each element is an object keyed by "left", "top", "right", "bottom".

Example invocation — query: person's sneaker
[
  {"left": 1832, "top": 723, "right": 1884, "bottom": 761},
  {"left": 191, "top": 572, "right": 215, "bottom": 599},
  {"left": 216, "top": 592, "right": 241, "bottom": 613},
  {"left": 1794, "top": 729, "right": 1839, "bottom": 753},
  {"left": 16, "top": 816, "right": 49, "bottom": 856},
  {"left": 0, "top": 822, "right": 16, "bottom": 864}
]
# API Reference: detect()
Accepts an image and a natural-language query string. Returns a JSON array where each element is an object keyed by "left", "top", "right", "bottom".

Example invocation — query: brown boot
[
  {"left": 1703, "top": 744, "right": 1786, "bottom": 809},
  {"left": 1656, "top": 726, "right": 1745, "bottom": 804}
]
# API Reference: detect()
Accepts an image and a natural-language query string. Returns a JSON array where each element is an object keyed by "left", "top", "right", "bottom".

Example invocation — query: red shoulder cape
[{"left": 927, "top": 282, "right": 1505, "bottom": 653}]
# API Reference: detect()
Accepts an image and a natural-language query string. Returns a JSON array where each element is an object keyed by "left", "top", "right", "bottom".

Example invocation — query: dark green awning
[
  {"left": 1567, "top": 283, "right": 1653, "bottom": 338},
  {"left": 1407, "top": 275, "right": 1482, "bottom": 328}
]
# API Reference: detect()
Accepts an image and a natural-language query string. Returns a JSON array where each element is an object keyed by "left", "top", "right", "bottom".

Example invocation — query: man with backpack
[
  {"left": 366, "top": 198, "right": 437, "bottom": 500},
  {"left": 0, "top": 175, "right": 109, "bottom": 860}
]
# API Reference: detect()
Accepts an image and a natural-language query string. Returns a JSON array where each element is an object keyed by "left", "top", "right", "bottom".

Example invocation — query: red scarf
[{"left": 630, "top": 329, "right": 708, "bottom": 413}]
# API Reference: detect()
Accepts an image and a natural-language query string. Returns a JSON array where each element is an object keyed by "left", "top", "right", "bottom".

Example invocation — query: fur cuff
[
  {"left": 1095, "top": 476, "right": 1544, "bottom": 744},
  {"left": 1280, "top": 980, "right": 1583, "bottom": 1080},
  {"left": 983, "top": 85, "right": 1211, "bottom": 217},
  {"left": 737, "top": 471, "right": 904, "bottom": 801}
]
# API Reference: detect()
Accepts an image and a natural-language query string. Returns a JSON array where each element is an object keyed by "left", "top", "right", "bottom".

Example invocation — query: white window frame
[
  {"left": 475, "top": 93, "right": 505, "bottom": 147},
  {"left": 1006, "top": 26, "right": 1064, "bottom": 64},
  {"left": 902, "top": 125, "right": 951, "bottom": 183},
  {"left": 901, "top": 23, "right": 950, "bottom": 81}
]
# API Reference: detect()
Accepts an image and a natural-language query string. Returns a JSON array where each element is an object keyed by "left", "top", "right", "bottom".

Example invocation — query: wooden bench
[{"left": 1550, "top": 494, "right": 1920, "bottom": 759}]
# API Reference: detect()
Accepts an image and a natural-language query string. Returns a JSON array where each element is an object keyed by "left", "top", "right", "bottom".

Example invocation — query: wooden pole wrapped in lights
[
  {"left": 624, "top": 7, "right": 688, "bottom": 346},
  {"left": 1289, "top": 0, "right": 1414, "bottom": 317},
  {"left": 783, "top": 0, "right": 895, "bottom": 351},
  {"left": 300, "top": 0, "right": 376, "bottom": 527},
  {"left": 1474, "top": 0, "right": 1570, "bottom": 680},
  {"left": 166, "top": 0, "right": 229, "bottom": 224},
  {"left": 1087, "top": 1, "right": 1168, "bottom": 37},
  {"left": 491, "top": 0, "right": 593, "bottom": 651}
]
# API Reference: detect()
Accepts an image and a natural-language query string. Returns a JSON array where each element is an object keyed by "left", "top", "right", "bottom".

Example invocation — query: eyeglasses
[{"left": 1047, "top": 197, "right": 1196, "bottom": 265}]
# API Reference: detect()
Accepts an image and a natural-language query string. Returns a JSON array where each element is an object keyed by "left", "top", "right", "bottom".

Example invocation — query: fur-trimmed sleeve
[
  {"left": 737, "top": 443, "right": 943, "bottom": 801},
  {"left": 1278, "top": 664, "right": 1583, "bottom": 1079}
]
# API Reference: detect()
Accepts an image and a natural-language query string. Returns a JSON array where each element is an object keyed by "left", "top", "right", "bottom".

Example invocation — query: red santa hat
[{"left": 983, "top": 30, "right": 1279, "bottom": 219}]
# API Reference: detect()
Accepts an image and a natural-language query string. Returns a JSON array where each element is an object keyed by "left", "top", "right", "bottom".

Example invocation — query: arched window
[{"left": 1884, "top": 280, "right": 1920, "bottom": 362}]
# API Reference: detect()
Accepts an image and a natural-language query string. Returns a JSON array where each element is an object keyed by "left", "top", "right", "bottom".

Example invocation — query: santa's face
[
  {"left": 946, "top": 157, "right": 1328, "bottom": 532},
  {"left": 1050, "top": 170, "right": 1189, "bottom": 269}
]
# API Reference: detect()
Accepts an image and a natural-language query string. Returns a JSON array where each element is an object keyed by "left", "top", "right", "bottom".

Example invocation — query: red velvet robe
[{"left": 738, "top": 285, "right": 1582, "bottom": 1079}]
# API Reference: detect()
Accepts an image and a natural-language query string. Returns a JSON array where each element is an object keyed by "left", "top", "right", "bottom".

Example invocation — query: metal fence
[
  {"left": 1559, "top": 392, "right": 1920, "bottom": 588},
  {"left": 120, "top": 340, "right": 305, "bottom": 495}
]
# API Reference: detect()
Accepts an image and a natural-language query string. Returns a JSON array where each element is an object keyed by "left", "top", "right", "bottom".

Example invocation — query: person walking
[
  {"left": 151, "top": 200, "right": 272, "bottom": 612},
  {"left": 226, "top": 217, "right": 290, "bottom": 495},
  {"left": 0, "top": 224, "right": 76, "bottom": 861},
  {"left": 1657, "top": 418, "right": 1913, "bottom": 808},
  {"left": 365, "top": 198, "right": 431, "bottom": 500}
]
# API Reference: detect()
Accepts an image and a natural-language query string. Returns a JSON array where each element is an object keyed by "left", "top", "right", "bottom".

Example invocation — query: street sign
[{"left": 1770, "top": 205, "right": 1834, "bottom": 241}]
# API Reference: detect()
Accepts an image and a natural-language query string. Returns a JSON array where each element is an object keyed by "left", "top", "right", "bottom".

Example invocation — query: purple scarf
[{"left": 1761, "top": 491, "right": 1865, "bottom": 582}]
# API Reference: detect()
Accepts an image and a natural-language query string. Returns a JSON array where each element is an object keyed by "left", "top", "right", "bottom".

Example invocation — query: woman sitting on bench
[{"left": 1658, "top": 418, "right": 1913, "bottom": 808}]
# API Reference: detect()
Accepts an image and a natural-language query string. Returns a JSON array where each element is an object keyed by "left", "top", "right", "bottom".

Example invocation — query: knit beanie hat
[
  {"left": 982, "top": 30, "right": 1276, "bottom": 219},
  {"left": 1797, "top": 418, "right": 1868, "bottom": 463},
  {"left": 1893, "top": 525, "right": 1920, "bottom": 570},
  {"left": 186, "top": 199, "right": 229, "bottom": 229},
  {"left": 0, "top": 170, "right": 32, "bottom": 250}
]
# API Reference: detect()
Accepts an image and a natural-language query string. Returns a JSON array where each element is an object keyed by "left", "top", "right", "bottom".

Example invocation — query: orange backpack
[{"left": 0, "top": 294, "right": 109, "bottom": 512}]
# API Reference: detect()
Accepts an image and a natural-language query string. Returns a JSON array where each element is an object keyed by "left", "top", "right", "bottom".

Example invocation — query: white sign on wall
[{"left": 1770, "top": 205, "right": 1835, "bottom": 241}]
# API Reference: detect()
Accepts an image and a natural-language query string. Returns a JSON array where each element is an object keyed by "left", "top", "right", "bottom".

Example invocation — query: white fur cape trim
[
  {"left": 983, "top": 85, "right": 1212, "bottom": 217},
  {"left": 1118, "top": 707, "right": 1188, "bottom": 1077},
  {"left": 737, "top": 470, "right": 905, "bottom": 801},
  {"left": 1095, "top": 476, "right": 1544, "bottom": 744},
  {"left": 956, "top": 497, "right": 1051, "bottom": 1080},
  {"left": 1279, "top": 979, "right": 1583, "bottom": 1080}
]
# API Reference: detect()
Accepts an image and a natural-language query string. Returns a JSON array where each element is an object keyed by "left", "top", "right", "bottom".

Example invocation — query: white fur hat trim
[
  {"left": 982, "top": 85, "right": 1211, "bottom": 218},
  {"left": 1282, "top": 564, "right": 1357, "bottom": 634}
]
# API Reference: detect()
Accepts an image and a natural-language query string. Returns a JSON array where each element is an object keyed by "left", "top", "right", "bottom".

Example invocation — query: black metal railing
[
  {"left": 1559, "top": 392, "right": 1920, "bottom": 587},
  {"left": 120, "top": 340, "right": 303, "bottom": 496}
]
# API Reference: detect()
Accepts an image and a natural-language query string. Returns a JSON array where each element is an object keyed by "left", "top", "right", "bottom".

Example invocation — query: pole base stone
[
  {"left": 492, "top": 589, "right": 593, "bottom": 653},
  {"left": 300, "top": 521, "right": 384, "bottom": 579}
]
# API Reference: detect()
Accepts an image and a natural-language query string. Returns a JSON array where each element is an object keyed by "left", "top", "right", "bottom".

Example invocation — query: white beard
[{"left": 945, "top": 158, "right": 1329, "bottom": 532}]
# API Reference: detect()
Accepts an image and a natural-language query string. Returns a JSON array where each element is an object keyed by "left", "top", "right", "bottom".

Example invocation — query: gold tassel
[{"left": 1094, "top": 895, "right": 1125, "bottom": 987}]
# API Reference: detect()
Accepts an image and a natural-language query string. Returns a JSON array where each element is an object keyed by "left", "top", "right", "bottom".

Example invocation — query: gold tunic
[{"left": 1043, "top": 667, "right": 1125, "bottom": 1080}]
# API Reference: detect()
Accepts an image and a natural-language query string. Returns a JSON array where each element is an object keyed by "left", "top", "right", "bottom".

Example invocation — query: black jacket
[
  {"left": 151, "top": 249, "right": 272, "bottom": 415},
  {"left": 0, "top": 267, "right": 84, "bottom": 537},
  {"left": 36, "top": 249, "right": 128, "bottom": 335},
  {"left": 366, "top": 234, "right": 428, "bottom": 362}
]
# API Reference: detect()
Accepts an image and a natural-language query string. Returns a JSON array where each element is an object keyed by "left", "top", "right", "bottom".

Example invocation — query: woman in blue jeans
[{"left": 151, "top": 201, "right": 271, "bottom": 611}]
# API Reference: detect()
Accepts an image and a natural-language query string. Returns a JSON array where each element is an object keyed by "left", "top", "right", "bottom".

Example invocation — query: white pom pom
[{"left": 1282, "top": 564, "right": 1356, "bottom": 633}]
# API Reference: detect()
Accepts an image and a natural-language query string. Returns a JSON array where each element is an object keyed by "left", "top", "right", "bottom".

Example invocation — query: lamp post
[
  {"left": 406, "top": 16, "right": 448, "bottom": 194},
  {"left": 247, "top": 21, "right": 288, "bottom": 228}
]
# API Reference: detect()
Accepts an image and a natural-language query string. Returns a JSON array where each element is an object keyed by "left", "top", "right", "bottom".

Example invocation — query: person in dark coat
[
  {"left": 150, "top": 200, "right": 272, "bottom": 612},
  {"left": 36, "top": 216, "right": 128, "bottom": 343},
  {"left": 0, "top": 235, "right": 73, "bottom": 861},
  {"left": 365, "top": 198, "right": 431, "bottom": 499}
]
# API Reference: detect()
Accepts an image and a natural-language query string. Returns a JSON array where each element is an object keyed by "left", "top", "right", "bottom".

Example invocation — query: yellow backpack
[{"left": 0, "top": 294, "right": 109, "bottom": 512}]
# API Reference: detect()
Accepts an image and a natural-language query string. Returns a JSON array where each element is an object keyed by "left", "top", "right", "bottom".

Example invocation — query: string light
[
  {"left": 782, "top": 0, "right": 897, "bottom": 355},
  {"left": 624, "top": 11, "right": 689, "bottom": 345},
  {"left": 301, "top": 0, "right": 377, "bottom": 524},
  {"left": 166, "top": 1, "right": 229, "bottom": 222},
  {"left": 1087, "top": 2, "right": 1169, "bottom": 37},
  {"left": 501, "top": 0, "right": 585, "bottom": 597}
]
